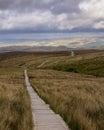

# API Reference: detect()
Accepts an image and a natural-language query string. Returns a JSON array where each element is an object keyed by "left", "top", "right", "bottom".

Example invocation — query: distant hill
[
  {"left": 0, "top": 45, "right": 104, "bottom": 52},
  {"left": 0, "top": 46, "right": 68, "bottom": 52},
  {"left": 0, "top": 37, "right": 104, "bottom": 52}
]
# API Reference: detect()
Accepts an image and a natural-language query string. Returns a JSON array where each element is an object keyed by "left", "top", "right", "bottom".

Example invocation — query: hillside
[{"left": 0, "top": 50, "right": 104, "bottom": 130}]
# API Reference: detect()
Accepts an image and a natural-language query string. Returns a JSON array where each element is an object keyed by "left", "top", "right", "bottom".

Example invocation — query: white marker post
[{"left": 71, "top": 50, "right": 74, "bottom": 57}]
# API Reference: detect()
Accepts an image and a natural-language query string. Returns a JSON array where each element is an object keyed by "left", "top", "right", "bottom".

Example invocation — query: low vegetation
[
  {"left": 0, "top": 67, "right": 33, "bottom": 130},
  {"left": 49, "top": 56, "right": 104, "bottom": 77},
  {"left": 0, "top": 50, "right": 104, "bottom": 130},
  {"left": 39, "top": 52, "right": 104, "bottom": 77},
  {"left": 29, "top": 69, "right": 104, "bottom": 130},
  {"left": 28, "top": 51, "right": 104, "bottom": 130}
]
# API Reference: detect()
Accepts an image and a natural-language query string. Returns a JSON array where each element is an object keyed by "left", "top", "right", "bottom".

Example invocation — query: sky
[{"left": 0, "top": 0, "right": 104, "bottom": 33}]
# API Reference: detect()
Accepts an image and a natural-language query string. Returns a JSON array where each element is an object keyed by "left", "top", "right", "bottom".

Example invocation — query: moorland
[{"left": 0, "top": 49, "right": 104, "bottom": 130}]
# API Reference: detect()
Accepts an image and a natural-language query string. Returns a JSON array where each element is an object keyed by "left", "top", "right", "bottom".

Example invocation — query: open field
[{"left": 0, "top": 50, "right": 104, "bottom": 130}]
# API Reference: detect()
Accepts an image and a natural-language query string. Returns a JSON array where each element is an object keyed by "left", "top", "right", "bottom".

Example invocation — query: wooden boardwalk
[{"left": 24, "top": 70, "right": 70, "bottom": 130}]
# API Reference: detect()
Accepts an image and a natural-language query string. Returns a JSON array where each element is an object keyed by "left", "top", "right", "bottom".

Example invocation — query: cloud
[
  {"left": 0, "top": 0, "right": 104, "bottom": 32},
  {"left": 93, "top": 21, "right": 104, "bottom": 29},
  {"left": 0, "top": 10, "right": 68, "bottom": 31},
  {"left": 79, "top": 0, "right": 104, "bottom": 29},
  {"left": 0, "top": 0, "right": 81, "bottom": 13},
  {"left": 79, "top": 0, "right": 104, "bottom": 19}
]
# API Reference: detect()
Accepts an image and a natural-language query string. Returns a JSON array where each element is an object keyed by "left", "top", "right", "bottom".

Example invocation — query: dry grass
[
  {"left": 0, "top": 68, "right": 33, "bottom": 130},
  {"left": 29, "top": 69, "right": 104, "bottom": 130},
  {"left": 0, "top": 51, "right": 104, "bottom": 130}
]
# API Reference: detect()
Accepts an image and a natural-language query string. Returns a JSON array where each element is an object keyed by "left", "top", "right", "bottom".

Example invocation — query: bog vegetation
[{"left": 0, "top": 51, "right": 104, "bottom": 130}]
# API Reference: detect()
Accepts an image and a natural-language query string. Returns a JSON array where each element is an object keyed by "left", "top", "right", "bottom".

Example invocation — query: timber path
[
  {"left": 24, "top": 70, "right": 70, "bottom": 130},
  {"left": 37, "top": 60, "right": 49, "bottom": 68}
]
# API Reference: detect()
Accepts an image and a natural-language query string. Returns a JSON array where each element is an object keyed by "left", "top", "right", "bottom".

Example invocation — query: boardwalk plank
[{"left": 24, "top": 70, "right": 70, "bottom": 130}]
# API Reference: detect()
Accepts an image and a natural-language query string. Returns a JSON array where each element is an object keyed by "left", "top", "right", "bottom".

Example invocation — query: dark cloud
[
  {"left": 50, "top": 0, "right": 82, "bottom": 14},
  {"left": 0, "top": 0, "right": 82, "bottom": 14}
]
